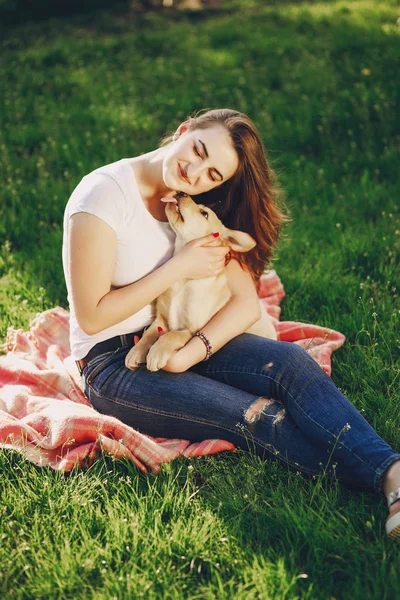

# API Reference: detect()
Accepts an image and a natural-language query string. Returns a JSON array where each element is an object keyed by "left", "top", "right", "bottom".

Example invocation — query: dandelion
[{"left": 361, "top": 68, "right": 371, "bottom": 76}]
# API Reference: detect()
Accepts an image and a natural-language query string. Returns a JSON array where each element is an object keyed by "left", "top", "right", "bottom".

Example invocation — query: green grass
[{"left": 0, "top": 0, "right": 399, "bottom": 597}]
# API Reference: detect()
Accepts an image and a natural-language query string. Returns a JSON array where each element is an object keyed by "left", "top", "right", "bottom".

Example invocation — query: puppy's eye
[{"left": 200, "top": 210, "right": 209, "bottom": 219}]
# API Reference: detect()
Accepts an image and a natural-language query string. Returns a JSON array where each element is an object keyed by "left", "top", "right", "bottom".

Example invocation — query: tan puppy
[{"left": 125, "top": 192, "right": 277, "bottom": 372}]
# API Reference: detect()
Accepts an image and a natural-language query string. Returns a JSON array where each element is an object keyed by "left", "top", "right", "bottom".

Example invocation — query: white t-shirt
[{"left": 62, "top": 158, "right": 176, "bottom": 360}]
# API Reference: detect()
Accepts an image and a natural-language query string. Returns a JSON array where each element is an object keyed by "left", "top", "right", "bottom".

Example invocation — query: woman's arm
[
  {"left": 164, "top": 258, "right": 262, "bottom": 372},
  {"left": 69, "top": 212, "right": 228, "bottom": 336},
  {"left": 69, "top": 212, "right": 183, "bottom": 335}
]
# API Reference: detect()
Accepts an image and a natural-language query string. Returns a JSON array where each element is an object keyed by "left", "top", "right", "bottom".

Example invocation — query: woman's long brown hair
[{"left": 159, "top": 108, "right": 291, "bottom": 285}]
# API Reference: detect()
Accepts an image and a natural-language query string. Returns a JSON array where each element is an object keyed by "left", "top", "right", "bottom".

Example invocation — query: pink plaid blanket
[{"left": 0, "top": 271, "right": 345, "bottom": 473}]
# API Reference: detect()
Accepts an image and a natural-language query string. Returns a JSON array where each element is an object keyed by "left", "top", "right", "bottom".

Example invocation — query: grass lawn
[{"left": 0, "top": 0, "right": 399, "bottom": 597}]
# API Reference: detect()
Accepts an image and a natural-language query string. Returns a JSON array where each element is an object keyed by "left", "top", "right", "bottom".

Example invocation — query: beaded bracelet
[{"left": 194, "top": 331, "right": 213, "bottom": 361}]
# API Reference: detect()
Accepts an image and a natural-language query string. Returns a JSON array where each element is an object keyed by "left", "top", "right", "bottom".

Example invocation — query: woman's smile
[{"left": 178, "top": 163, "right": 189, "bottom": 184}]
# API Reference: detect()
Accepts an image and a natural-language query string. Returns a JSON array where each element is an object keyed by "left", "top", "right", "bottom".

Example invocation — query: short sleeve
[{"left": 67, "top": 172, "right": 125, "bottom": 233}]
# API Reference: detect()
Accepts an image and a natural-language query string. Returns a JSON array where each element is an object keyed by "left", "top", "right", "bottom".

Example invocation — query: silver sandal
[{"left": 385, "top": 486, "right": 400, "bottom": 538}]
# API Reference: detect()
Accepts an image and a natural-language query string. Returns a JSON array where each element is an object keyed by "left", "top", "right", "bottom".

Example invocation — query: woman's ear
[{"left": 177, "top": 119, "right": 192, "bottom": 135}]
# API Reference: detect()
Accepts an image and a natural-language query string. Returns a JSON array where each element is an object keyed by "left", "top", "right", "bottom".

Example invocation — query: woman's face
[{"left": 162, "top": 123, "right": 239, "bottom": 195}]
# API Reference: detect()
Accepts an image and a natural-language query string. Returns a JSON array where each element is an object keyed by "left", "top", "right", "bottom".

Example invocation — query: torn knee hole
[
  {"left": 273, "top": 408, "right": 286, "bottom": 425},
  {"left": 245, "top": 398, "right": 275, "bottom": 424}
]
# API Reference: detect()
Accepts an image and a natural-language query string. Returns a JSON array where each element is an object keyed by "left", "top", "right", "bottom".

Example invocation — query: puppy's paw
[
  {"left": 146, "top": 343, "right": 173, "bottom": 372},
  {"left": 125, "top": 345, "right": 148, "bottom": 370}
]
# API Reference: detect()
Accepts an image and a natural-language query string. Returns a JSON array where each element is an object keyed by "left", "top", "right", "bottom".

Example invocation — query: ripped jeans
[{"left": 82, "top": 333, "right": 400, "bottom": 493}]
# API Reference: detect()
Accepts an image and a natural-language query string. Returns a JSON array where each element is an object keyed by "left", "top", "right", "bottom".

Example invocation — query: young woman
[{"left": 62, "top": 108, "right": 400, "bottom": 538}]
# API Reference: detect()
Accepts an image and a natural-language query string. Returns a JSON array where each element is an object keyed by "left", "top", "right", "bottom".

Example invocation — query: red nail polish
[
  {"left": 157, "top": 327, "right": 164, "bottom": 333},
  {"left": 213, "top": 232, "right": 219, "bottom": 238}
]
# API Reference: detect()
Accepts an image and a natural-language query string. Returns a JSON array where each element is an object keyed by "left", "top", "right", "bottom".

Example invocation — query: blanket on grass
[{"left": 0, "top": 271, "right": 345, "bottom": 473}]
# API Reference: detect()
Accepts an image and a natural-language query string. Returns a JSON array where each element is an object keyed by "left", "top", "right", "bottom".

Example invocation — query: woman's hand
[
  {"left": 162, "top": 348, "right": 189, "bottom": 373},
  {"left": 173, "top": 233, "right": 230, "bottom": 280}
]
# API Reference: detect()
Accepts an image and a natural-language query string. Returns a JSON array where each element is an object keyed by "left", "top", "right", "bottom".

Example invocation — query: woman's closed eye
[{"left": 193, "top": 144, "right": 216, "bottom": 182}]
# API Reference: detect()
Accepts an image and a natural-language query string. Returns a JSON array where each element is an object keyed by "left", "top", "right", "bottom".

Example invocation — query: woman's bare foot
[{"left": 383, "top": 459, "right": 400, "bottom": 517}]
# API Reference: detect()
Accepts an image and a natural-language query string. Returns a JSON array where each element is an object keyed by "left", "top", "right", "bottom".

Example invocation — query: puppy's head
[{"left": 161, "top": 192, "right": 256, "bottom": 253}]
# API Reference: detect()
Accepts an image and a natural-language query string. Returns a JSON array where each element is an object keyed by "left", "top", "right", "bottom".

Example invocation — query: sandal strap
[{"left": 387, "top": 486, "right": 400, "bottom": 508}]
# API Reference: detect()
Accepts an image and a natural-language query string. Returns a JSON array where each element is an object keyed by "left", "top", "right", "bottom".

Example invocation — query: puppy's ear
[{"left": 220, "top": 226, "right": 256, "bottom": 252}]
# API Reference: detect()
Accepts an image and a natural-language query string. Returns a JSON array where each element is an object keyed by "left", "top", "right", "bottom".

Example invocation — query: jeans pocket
[{"left": 84, "top": 349, "right": 122, "bottom": 387}]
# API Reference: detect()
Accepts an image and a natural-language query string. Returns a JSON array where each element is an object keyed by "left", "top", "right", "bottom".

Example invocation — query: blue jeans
[{"left": 82, "top": 334, "right": 400, "bottom": 494}]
